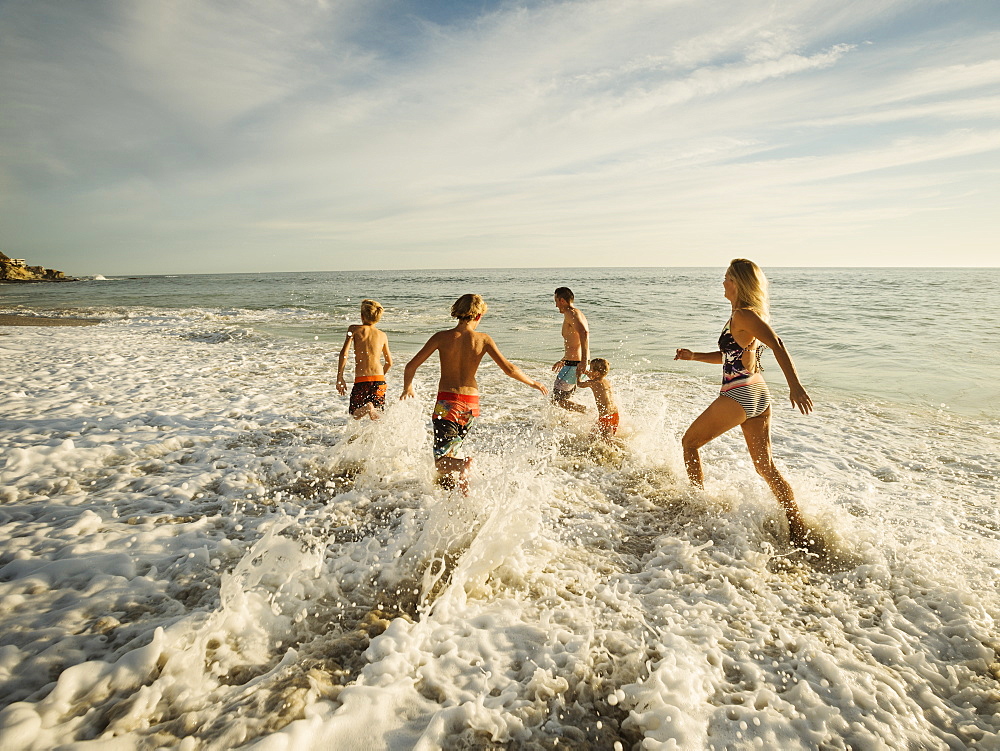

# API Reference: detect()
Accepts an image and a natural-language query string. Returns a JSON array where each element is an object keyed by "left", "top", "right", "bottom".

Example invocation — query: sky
[{"left": 1, "top": 0, "right": 999, "bottom": 275}]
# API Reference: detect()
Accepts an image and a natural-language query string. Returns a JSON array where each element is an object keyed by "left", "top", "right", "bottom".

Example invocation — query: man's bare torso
[{"left": 562, "top": 308, "right": 588, "bottom": 360}]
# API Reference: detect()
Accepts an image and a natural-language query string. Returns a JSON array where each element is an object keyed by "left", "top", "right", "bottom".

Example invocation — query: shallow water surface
[{"left": 1, "top": 268, "right": 998, "bottom": 749}]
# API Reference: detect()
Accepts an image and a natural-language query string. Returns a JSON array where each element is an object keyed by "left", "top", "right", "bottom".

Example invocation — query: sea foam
[{"left": 1, "top": 317, "right": 998, "bottom": 749}]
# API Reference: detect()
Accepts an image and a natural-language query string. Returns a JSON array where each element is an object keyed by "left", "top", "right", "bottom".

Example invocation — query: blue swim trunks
[{"left": 553, "top": 360, "right": 580, "bottom": 395}]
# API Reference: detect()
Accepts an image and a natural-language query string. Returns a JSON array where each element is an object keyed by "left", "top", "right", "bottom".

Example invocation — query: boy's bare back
[
  {"left": 428, "top": 328, "right": 494, "bottom": 393},
  {"left": 337, "top": 314, "right": 392, "bottom": 399},
  {"left": 348, "top": 324, "right": 389, "bottom": 378},
  {"left": 401, "top": 295, "right": 547, "bottom": 403}
]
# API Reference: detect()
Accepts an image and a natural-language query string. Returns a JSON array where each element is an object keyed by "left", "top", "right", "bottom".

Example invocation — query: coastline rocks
[{"left": 0, "top": 250, "right": 75, "bottom": 282}]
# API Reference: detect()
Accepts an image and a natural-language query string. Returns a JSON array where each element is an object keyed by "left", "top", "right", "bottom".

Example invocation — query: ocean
[{"left": 1, "top": 268, "right": 998, "bottom": 749}]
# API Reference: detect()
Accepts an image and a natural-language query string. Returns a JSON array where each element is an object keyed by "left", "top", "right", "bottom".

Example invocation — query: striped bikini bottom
[{"left": 720, "top": 373, "right": 771, "bottom": 420}]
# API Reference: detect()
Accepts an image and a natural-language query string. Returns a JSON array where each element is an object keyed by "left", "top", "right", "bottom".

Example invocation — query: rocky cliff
[{"left": 0, "top": 250, "right": 73, "bottom": 282}]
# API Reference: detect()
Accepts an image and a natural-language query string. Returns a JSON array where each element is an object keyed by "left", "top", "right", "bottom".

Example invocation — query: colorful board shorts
[
  {"left": 349, "top": 376, "right": 387, "bottom": 413},
  {"left": 432, "top": 391, "right": 480, "bottom": 459},
  {"left": 553, "top": 360, "right": 580, "bottom": 396},
  {"left": 595, "top": 411, "right": 620, "bottom": 436}
]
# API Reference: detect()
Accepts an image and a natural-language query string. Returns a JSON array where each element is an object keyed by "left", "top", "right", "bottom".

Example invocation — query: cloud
[{"left": 1, "top": 0, "right": 998, "bottom": 271}]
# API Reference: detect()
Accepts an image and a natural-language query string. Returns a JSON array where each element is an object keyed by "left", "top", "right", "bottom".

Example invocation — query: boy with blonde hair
[
  {"left": 337, "top": 299, "right": 393, "bottom": 420},
  {"left": 402, "top": 294, "right": 547, "bottom": 491},
  {"left": 576, "top": 358, "right": 619, "bottom": 439}
]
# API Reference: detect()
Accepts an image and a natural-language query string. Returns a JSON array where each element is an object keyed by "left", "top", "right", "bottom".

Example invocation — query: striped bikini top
[{"left": 719, "top": 317, "right": 764, "bottom": 386}]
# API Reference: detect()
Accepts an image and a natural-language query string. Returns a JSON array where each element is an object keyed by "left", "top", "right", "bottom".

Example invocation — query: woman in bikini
[{"left": 674, "top": 259, "right": 813, "bottom": 547}]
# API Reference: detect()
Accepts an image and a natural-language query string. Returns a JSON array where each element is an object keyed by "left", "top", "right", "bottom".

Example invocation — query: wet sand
[{"left": 0, "top": 314, "right": 101, "bottom": 327}]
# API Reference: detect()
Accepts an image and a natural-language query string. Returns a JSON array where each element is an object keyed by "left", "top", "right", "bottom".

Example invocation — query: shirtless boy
[
  {"left": 401, "top": 294, "right": 547, "bottom": 491},
  {"left": 551, "top": 287, "right": 589, "bottom": 412},
  {"left": 576, "top": 358, "right": 619, "bottom": 439},
  {"left": 337, "top": 299, "right": 393, "bottom": 420}
]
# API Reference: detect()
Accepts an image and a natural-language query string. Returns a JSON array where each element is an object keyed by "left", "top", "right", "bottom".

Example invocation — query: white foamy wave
[{"left": 0, "top": 322, "right": 997, "bottom": 749}]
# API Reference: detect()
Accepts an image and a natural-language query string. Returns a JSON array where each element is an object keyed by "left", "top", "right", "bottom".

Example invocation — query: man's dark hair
[{"left": 554, "top": 287, "right": 574, "bottom": 302}]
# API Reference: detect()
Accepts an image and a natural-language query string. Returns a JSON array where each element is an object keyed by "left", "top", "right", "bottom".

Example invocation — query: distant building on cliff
[{"left": 0, "top": 249, "right": 72, "bottom": 281}]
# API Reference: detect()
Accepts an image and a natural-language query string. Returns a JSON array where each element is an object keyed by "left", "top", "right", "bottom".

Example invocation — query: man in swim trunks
[
  {"left": 337, "top": 299, "right": 393, "bottom": 420},
  {"left": 551, "top": 287, "right": 589, "bottom": 412},
  {"left": 401, "top": 294, "right": 548, "bottom": 492}
]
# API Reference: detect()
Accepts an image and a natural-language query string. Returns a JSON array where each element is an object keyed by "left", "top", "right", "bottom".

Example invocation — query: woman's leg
[
  {"left": 682, "top": 396, "right": 746, "bottom": 487},
  {"left": 740, "top": 409, "right": 808, "bottom": 545}
]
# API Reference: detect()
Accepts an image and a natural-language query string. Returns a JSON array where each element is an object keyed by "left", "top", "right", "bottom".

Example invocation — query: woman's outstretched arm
[
  {"left": 732, "top": 309, "right": 812, "bottom": 414},
  {"left": 674, "top": 348, "right": 723, "bottom": 365}
]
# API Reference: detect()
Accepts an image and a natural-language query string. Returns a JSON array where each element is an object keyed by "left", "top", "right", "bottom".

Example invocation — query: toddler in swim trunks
[
  {"left": 337, "top": 299, "right": 393, "bottom": 420},
  {"left": 576, "top": 358, "right": 620, "bottom": 440}
]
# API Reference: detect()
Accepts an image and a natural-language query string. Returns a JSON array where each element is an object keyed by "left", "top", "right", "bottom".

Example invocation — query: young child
[
  {"left": 337, "top": 299, "right": 393, "bottom": 420},
  {"left": 576, "top": 358, "right": 619, "bottom": 439},
  {"left": 401, "top": 293, "right": 547, "bottom": 492}
]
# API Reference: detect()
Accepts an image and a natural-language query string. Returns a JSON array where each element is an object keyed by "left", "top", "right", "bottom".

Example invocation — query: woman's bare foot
[{"left": 788, "top": 515, "right": 824, "bottom": 555}]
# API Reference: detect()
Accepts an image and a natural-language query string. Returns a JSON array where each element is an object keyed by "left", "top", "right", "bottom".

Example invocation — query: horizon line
[{"left": 64, "top": 265, "right": 1000, "bottom": 278}]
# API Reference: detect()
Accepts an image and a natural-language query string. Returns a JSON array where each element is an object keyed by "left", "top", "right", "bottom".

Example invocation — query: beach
[
  {"left": 1, "top": 269, "right": 998, "bottom": 749},
  {"left": 3, "top": 0, "right": 999, "bottom": 742}
]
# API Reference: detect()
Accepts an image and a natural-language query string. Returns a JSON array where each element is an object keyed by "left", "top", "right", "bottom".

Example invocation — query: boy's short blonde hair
[
  {"left": 451, "top": 294, "right": 487, "bottom": 321},
  {"left": 360, "top": 299, "right": 383, "bottom": 324},
  {"left": 590, "top": 358, "right": 610, "bottom": 375}
]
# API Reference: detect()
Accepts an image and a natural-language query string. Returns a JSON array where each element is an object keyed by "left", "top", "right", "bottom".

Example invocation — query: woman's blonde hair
[
  {"left": 360, "top": 299, "right": 383, "bottom": 324},
  {"left": 451, "top": 294, "right": 487, "bottom": 321},
  {"left": 727, "top": 259, "right": 769, "bottom": 320}
]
